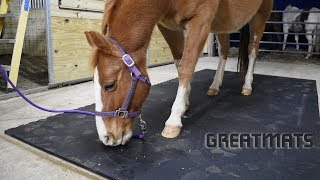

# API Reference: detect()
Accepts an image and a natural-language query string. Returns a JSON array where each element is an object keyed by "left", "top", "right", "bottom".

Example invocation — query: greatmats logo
[{"left": 206, "top": 133, "right": 313, "bottom": 149}]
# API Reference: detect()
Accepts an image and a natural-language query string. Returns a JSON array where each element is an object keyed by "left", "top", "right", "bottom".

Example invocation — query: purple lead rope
[{"left": 0, "top": 65, "right": 145, "bottom": 139}]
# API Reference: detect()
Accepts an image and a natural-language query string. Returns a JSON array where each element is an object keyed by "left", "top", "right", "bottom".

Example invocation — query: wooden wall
[
  {"left": 49, "top": 0, "right": 104, "bottom": 84},
  {"left": 148, "top": 27, "right": 173, "bottom": 66},
  {"left": 49, "top": 0, "right": 173, "bottom": 84}
]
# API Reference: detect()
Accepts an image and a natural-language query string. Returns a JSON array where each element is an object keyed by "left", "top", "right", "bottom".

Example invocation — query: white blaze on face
[{"left": 94, "top": 67, "right": 108, "bottom": 143}]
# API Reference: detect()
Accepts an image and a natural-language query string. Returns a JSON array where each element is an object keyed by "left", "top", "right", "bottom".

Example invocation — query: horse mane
[{"left": 102, "top": 0, "right": 119, "bottom": 35}]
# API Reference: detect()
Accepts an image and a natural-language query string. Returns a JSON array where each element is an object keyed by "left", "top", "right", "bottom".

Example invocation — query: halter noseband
[{"left": 95, "top": 37, "right": 151, "bottom": 119}]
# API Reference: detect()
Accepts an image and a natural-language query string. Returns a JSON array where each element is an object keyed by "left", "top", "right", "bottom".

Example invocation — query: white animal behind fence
[
  {"left": 305, "top": 7, "right": 320, "bottom": 59},
  {"left": 282, "top": 5, "right": 302, "bottom": 51}
]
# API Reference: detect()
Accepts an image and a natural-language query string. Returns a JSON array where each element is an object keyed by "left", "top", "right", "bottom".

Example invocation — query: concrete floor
[{"left": 0, "top": 57, "right": 319, "bottom": 179}]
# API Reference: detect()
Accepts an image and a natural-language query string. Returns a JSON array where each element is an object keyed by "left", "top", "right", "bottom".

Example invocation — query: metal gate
[{"left": 209, "top": 6, "right": 320, "bottom": 59}]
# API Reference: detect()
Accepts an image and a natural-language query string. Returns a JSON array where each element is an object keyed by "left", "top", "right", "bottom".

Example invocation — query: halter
[{"left": 98, "top": 37, "right": 151, "bottom": 118}]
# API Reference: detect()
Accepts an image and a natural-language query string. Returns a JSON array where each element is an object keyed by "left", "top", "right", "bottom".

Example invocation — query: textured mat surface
[{"left": 5, "top": 70, "right": 320, "bottom": 179}]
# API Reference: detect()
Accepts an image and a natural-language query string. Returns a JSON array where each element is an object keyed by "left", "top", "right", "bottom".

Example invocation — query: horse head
[{"left": 85, "top": 31, "right": 150, "bottom": 146}]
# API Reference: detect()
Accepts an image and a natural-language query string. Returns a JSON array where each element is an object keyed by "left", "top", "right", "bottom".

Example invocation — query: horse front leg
[
  {"left": 161, "top": 16, "right": 213, "bottom": 138},
  {"left": 157, "top": 24, "right": 191, "bottom": 109}
]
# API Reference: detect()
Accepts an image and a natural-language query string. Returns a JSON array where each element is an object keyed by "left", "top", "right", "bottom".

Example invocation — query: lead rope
[
  {"left": 132, "top": 115, "right": 147, "bottom": 139},
  {"left": 0, "top": 65, "right": 146, "bottom": 140}
]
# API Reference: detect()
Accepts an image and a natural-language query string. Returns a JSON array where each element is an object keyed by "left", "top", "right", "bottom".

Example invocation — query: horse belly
[{"left": 211, "top": 0, "right": 264, "bottom": 33}]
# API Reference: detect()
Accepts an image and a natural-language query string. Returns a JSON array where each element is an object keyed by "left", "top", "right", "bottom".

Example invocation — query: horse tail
[{"left": 237, "top": 23, "right": 250, "bottom": 76}]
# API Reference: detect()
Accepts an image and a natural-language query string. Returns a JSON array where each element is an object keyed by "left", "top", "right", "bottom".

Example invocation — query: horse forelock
[{"left": 90, "top": 49, "right": 99, "bottom": 70}]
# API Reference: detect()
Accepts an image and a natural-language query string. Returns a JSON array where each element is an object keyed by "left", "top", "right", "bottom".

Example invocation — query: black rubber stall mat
[{"left": 5, "top": 70, "right": 320, "bottom": 180}]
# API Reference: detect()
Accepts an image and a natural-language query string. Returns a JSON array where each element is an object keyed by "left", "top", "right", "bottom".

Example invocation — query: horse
[
  {"left": 305, "top": 7, "right": 320, "bottom": 59},
  {"left": 85, "top": 0, "right": 273, "bottom": 146},
  {"left": 282, "top": 5, "right": 303, "bottom": 51}
]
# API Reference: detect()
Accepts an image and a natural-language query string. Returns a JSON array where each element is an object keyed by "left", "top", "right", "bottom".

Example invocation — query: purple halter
[{"left": 97, "top": 37, "right": 151, "bottom": 118}]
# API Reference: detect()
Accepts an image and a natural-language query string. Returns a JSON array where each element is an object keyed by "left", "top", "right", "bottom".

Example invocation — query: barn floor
[
  {"left": 0, "top": 54, "right": 48, "bottom": 98},
  {"left": 0, "top": 57, "right": 319, "bottom": 179}
]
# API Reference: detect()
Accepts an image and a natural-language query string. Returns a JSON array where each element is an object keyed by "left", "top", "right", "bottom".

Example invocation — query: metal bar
[
  {"left": 267, "top": 21, "right": 320, "bottom": 25},
  {"left": 227, "top": 31, "right": 320, "bottom": 36},
  {"left": 45, "top": 0, "right": 54, "bottom": 84},
  {"left": 260, "top": 41, "right": 320, "bottom": 46},
  {"left": 263, "top": 32, "right": 319, "bottom": 36},
  {"left": 0, "top": 38, "right": 16, "bottom": 43},
  {"left": 260, "top": 49, "right": 320, "bottom": 55},
  {"left": 0, "top": 13, "right": 17, "bottom": 17},
  {"left": 272, "top": 10, "right": 320, "bottom": 13},
  {"left": 0, "top": 65, "right": 11, "bottom": 71},
  {"left": 229, "top": 39, "right": 320, "bottom": 46}
]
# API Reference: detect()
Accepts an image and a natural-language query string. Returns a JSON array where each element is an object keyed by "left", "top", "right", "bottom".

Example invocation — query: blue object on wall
[
  {"left": 24, "top": 0, "right": 31, "bottom": 12},
  {"left": 274, "top": 0, "right": 320, "bottom": 10}
]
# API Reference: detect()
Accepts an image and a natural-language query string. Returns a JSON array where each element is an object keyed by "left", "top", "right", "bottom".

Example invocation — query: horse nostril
[{"left": 104, "top": 135, "right": 109, "bottom": 142}]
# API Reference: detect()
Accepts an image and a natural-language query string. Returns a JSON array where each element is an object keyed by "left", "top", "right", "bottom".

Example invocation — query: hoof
[
  {"left": 207, "top": 88, "right": 219, "bottom": 96},
  {"left": 161, "top": 125, "right": 181, "bottom": 138},
  {"left": 242, "top": 88, "right": 252, "bottom": 96}
]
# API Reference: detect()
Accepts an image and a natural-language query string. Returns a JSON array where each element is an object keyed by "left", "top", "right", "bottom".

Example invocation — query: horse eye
[{"left": 103, "top": 82, "right": 116, "bottom": 92}]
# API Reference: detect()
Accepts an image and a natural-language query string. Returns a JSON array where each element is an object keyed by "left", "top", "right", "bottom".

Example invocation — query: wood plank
[
  {"left": 59, "top": 0, "right": 105, "bottom": 12},
  {"left": 0, "top": 0, "right": 10, "bottom": 35},
  {"left": 51, "top": 16, "right": 101, "bottom": 84},
  {"left": 50, "top": 0, "right": 104, "bottom": 19},
  {"left": 148, "top": 27, "right": 173, "bottom": 66},
  {"left": 8, "top": 0, "right": 31, "bottom": 88}
]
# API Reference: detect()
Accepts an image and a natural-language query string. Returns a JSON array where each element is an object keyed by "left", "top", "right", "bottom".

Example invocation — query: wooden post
[
  {"left": 7, "top": 0, "right": 31, "bottom": 89},
  {"left": 0, "top": 0, "right": 10, "bottom": 36}
]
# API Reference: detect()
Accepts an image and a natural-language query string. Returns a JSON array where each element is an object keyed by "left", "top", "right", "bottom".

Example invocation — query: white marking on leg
[
  {"left": 209, "top": 38, "right": 227, "bottom": 93},
  {"left": 94, "top": 67, "right": 108, "bottom": 144},
  {"left": 166, "top": 86, "right": 187, "bottom": 127},
  {"left": 210, "top": 58, "right": 226, "bottom": 91},
  {"left": 210, "top": 38, "right": 227, "bottom": 91},
  {"left": 174, "top": 59, "right": 191, "bottom": 107},
  {"left": 243, "top": 49, "right": 256, "bottom": 91}
]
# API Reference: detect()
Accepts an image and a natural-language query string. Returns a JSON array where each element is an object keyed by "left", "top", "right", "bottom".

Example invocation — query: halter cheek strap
[{"left": 96, "top": 37, "right": 151, "bottom": 119}]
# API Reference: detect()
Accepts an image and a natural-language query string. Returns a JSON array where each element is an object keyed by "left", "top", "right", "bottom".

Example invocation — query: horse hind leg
[
  {"left": 283, "top": 25, "right": 289, "bottom": 50},
  {"left": 306, "top": 31, "right": 316, "bottom": 59},
  {"left": 207, "top": 34, "right": 230, "bottom": 96},
  {"left": 242, "top": 14, "right": 269, "bottom": 96}
]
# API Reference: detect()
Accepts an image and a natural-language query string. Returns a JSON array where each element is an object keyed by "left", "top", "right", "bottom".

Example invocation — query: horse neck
[{"left": 107, "top": 0, "right": 168, "bottom": 74}]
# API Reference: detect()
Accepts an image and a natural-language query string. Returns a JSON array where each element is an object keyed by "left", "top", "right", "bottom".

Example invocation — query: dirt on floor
[{"left": 0, "top": 54, "right": 48, "bottom": 94}]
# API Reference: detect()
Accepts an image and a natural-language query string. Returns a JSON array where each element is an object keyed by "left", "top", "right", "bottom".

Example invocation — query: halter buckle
[
  {"left": 116, "top": 109, "right": 128, "bottom": 118},
  {"left": 122, "top": 54, "right": 135, "bottom": 67}
]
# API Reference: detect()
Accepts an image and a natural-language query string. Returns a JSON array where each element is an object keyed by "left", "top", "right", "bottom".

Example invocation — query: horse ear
[
  {"left": 85, "top": 31, "right": 108, "bottom": 49},
  {"left": 85, "top": 31, "right": 121, "bottom": 57}
]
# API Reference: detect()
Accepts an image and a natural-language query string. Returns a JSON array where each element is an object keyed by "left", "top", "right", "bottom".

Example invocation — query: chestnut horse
[{"left": 85, "top": 0, "right": 273, "bottom": 146}]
